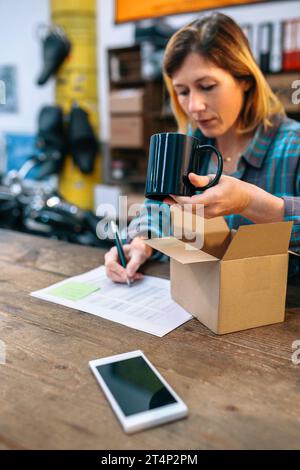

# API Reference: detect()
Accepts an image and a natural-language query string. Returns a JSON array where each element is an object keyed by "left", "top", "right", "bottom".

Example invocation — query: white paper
[{"left": 31, "top": 266, "right": 192, "bottom": 337}]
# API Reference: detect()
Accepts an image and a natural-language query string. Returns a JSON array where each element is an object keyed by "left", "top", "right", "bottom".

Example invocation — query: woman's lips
[{"left": 197, "top": 118, "right": 216, "bottom": 125}]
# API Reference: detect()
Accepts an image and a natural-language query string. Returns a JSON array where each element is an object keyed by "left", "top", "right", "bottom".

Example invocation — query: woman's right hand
[{"left": 104, "top": 237, "right": 153, "bottom": 284}]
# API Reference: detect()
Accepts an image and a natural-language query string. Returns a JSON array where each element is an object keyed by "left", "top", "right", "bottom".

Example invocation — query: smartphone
[{"left": 89, "top": 350, "right": 188, "bottom": 433}]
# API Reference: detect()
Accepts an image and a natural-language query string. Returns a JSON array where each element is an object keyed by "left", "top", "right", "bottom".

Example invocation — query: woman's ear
[{"left": 242, "top": 78, "right": 252, "bottom": 92}]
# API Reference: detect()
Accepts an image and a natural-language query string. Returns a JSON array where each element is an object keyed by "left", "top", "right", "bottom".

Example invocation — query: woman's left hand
[
  {"left": 164, "top": 172, "right": 285, "bottom": 223},
  {"left": 164, "top": 172, "right": 251, "bottom": 219}
]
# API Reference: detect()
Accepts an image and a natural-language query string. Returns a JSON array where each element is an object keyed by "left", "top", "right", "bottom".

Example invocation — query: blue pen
[{"left": 110, "top": 221, "right": 131, "bottom": 287}]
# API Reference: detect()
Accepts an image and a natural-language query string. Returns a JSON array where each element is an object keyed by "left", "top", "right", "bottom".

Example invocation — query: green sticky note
[{"left": 48, "top": 282, "right": 100, "bottom": 301}]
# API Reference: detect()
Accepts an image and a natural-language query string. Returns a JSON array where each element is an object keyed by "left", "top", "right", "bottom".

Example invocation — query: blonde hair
[{"left": 163, "top": 13, "right": 285, "bottom": 134}]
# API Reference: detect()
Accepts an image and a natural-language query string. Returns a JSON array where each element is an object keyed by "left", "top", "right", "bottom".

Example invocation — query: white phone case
[{"left": 89, "top": 350, "right": 188, "bottom": 433}]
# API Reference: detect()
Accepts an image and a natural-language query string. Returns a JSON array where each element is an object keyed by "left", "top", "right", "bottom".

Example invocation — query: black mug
[{"left": 145, "top": 132, "right": 223, "bottom": 201}]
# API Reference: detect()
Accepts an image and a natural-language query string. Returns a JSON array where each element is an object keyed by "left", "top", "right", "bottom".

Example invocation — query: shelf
[
  {"left": 106, "top": 45, "right": 177, "bottom": 187},
  {"left": 265, "top": 72, "right": 300, "bottom": 77},
  {"left": 110, "top": 176, "right": 146, "bottom": 185},
  {"left": 110, "top": 78, "right": 163, "bottom": 88},
  {"left": 150, "top": 110, "right": 174, "bottom": 118}
]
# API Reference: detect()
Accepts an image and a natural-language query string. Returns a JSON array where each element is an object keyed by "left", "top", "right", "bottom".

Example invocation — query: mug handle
[{"left": 191, "top": 144, "right": 223, "bottom": 191}]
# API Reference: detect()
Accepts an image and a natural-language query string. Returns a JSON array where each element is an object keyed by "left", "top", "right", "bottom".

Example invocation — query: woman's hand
[
  {"left": 164, "top": 172, "right": 284, "bottom": 223},
  {"left": 105, "top": 237, "right": 153, "bottom": 284}
]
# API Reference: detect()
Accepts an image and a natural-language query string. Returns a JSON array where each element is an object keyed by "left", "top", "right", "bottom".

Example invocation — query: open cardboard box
[{"left": 145, "top": 206, "right": 293, "bottom": 334}]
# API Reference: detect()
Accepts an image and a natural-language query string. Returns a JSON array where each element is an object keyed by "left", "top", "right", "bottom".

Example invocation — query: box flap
[
  {"left": 222, "top": 221, "right": 293, "bottom": 261},
  {"left": 202, "top": 217, "right": 232, "bottom": 258},
  {"left": 171, "top": 205, "right": 230, "bottom": 257},
  {"left": 145, "top": 237, "right": 218, "bottom": 264}
]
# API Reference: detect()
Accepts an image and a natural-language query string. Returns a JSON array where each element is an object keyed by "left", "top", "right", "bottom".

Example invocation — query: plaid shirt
[{"left": 127, "top": 115, "right": 300, "bottom": 276}]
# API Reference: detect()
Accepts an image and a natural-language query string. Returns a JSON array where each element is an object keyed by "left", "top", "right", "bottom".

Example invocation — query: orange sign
[{"left": 115, "top": 0, "right": 266, "bottom": 23}]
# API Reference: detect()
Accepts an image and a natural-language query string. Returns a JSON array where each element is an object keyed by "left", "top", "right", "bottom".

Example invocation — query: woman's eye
[
  {"left": 201, "top": 85, "right": 215, "bottom": 91},
  {"left": 177, "top": 90, "right": 189, "bottom": 96}
]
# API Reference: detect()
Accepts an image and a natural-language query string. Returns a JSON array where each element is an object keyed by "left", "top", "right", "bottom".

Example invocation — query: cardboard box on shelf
[
  {"left": 94, "top": 184, "right": 123, "bottom": 217},
  {"left": 110, "top": 116, "right": 143, "bottom": 148},
  {"left": 145, "top": 206, "right": 293, "bottom": 335},
  {"left": 94, "top": 184, "right": 145, "bottom": 222},
  {"left": 109, "top": 89, "right": 144, "bottom": 114}
]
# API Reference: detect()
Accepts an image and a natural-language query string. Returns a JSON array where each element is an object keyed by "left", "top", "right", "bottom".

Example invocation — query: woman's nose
[{"left": 188, "top": 93, "right": 206, "bottom": 114}]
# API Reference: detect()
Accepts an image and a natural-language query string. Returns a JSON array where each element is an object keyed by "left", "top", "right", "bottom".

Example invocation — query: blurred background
[{"left": 0, "top": 0, "right": 299, "bottom": 246}]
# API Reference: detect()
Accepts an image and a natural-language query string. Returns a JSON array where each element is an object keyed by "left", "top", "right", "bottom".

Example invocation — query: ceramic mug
[{"left": 145, "top": 132, "right": 223, "bottom": 201}]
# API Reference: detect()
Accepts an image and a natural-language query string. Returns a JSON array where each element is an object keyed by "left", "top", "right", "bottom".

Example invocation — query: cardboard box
[
  {"left": 110, "top": 116, "right": 143, "bottom": 148},
  {"left": 109, "top": 89, "right": 144, "bottom": 114},
  {"left": 146, "top": 207, "right": 293, "bottom": 334},
  {"left": 94, "top": 184, "right": 144, "bottom": 221},
  {"left": 94, "top": 184, "right": 123, "bottom": 217}
]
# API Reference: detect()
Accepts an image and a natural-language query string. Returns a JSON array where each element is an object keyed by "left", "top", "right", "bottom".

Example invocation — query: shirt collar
[
  {"left": 194, "top": 114, "right": 283, "bottom": 170},
  {"left": 242, "top": 114, "right": 283, "bottom": 168}
]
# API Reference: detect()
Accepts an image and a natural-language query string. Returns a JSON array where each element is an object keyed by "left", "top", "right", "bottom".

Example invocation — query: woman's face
[{"left": 171, "top": 52, "right": 248, "bottom": 138}]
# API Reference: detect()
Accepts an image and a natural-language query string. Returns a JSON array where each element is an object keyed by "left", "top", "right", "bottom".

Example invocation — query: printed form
[{"left": 31, "top": 266, "right": 192, "bottom": 337}]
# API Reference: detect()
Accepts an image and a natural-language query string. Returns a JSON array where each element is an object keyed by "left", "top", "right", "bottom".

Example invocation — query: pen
[{"left": 110, "top": 221, "right": 131, "bottom": 287}]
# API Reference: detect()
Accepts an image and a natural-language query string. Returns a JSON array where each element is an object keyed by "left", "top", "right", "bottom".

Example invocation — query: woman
[{"left": 105, "top": 12, "right": 300, "bottom": 283}]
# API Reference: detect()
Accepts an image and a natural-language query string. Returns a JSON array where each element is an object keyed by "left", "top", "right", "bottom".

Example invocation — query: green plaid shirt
[{"left": 128, "top": 115, "right": 300, "bottom": 276}]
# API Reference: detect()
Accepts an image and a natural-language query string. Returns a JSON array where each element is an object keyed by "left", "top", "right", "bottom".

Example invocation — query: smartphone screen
[{"left": 96, "top": 356, "right": 177, "bottom": 417}]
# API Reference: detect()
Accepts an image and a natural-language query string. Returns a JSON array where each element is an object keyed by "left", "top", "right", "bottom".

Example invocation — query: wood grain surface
[{"left": 0, "top": 229, "right": 299, "bottom": 450}]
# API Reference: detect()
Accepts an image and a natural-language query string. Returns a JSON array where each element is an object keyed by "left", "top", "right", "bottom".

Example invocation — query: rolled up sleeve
[{"left": 124, "top": 199, "right": 172, "bottom": 261}]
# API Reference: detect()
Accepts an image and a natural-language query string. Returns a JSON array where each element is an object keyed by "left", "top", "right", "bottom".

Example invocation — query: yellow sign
[{"left": 115, "top": 0, "right": 265, "bottom": 23}]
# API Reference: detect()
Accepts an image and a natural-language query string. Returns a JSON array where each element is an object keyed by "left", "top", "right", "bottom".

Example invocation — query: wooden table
[{"left": 0, "top": 229, "right": 299, "bottom": 450}]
